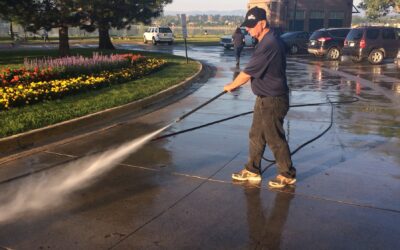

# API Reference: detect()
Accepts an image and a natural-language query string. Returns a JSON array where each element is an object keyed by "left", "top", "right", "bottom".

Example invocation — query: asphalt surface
[{"left": 0, "top": 43, "right": 399, "bottom": 249}]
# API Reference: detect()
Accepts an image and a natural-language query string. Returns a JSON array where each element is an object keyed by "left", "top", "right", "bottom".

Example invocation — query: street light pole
[{"left": 292, "top": 0, "right": 298, "bottom": 31}]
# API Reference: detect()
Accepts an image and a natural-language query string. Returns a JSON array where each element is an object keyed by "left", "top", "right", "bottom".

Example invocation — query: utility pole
[
  {"left": 276, "top": 0, "right": 282, "bottom": 29},
  {"left": 292, "top": 0, "right": 298, "bottom": 31},
  {"left": 181, "top": 14, "right": 189, "bottom": 64}
]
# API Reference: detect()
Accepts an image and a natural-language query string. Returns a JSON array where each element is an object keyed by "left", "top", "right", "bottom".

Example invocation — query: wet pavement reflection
[{"left": 245, "top": 186, "right": 294, "bottom": 249}]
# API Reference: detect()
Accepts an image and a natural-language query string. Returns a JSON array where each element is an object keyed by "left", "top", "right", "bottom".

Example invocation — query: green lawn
[
  {"left": 116, "top": 35, "right": 221, "bottom": 46},
  {"left": 0, "top": 35, "right": 221, "bottom": 46},
  {"left": 0, "top": 48, "right": 200, "bottom": 138}
]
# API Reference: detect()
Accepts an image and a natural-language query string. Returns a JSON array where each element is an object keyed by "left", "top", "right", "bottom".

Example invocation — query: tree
[
  {"left": 0, "top": 0, "right": 84, "bottom": 56},
  {"left": 30, "top": 0, "right": 84, "bottom": 56},
  {"left": 358, "top": 0, "right": 400, "bottom": 20},
  {"left": 0, "top": 0, "right": 36, "bottom": 40},
  {"left": 79, "top": 0, "right": 173, "bottom": 50}
]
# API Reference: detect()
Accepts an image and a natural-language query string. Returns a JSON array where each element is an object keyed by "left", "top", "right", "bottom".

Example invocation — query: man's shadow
[
  {"left": 244, "top": 185, "right": 295, "bottom": 249},
  {"left": 231, "top": 65, "right": 242, "bottom": 99}
]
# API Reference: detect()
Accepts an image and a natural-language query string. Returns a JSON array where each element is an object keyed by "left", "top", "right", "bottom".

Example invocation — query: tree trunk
[
  {"left": 9, "top": 22, "right": 14, "bottom": 40},
  {"left": 98, "top": 26, "right": 115, "bottom": 50},
  {"left": 59, "top": 26, "right": 70, "bottom": 57}
]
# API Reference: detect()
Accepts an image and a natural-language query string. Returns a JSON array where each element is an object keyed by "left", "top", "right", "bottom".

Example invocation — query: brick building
[{"left": 247, "top": 0, "right": 354, "bottom": 32}]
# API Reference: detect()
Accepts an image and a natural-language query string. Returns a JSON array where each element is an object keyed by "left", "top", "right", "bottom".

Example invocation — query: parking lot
[{"left": 0, "top": 43, "right": 399, "bottom": 249}]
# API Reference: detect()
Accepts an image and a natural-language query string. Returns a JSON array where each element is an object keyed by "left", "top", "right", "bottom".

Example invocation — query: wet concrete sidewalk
[{"left": 0, "top": 45, "right": 399, "bottom": 249}]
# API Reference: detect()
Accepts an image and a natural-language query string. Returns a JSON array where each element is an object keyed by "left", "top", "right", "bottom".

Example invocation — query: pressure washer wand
[
  {"left": 153, "top": 91, "right": 227, "bottom": 141},
  {"left": 174, "top": 90, "right": 227, "bottom": 123}
]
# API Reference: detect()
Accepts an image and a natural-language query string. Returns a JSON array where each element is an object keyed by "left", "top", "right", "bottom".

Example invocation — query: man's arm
[{"left": 224, "top": 71, "right": 251, "bottom": 92}]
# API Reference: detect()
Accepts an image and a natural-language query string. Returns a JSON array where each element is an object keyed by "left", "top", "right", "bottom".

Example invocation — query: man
[
  {"left": 223, "top": 7, "right": 296, "bottom": 188},
  {"left": 232, "top": 27, "right": 245, "bottom": 66},
  {"left": 42, "top": 30, "right": 49, "bottom": 43}
]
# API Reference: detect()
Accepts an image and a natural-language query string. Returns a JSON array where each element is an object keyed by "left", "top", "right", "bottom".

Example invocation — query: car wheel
[
  {"left": 368, "top": 49, "right": 384, "bottom": 64},
  {"left": 143, "top": 37, "right": 147, "bottom": 44},
  {"left": 224, "top": 45, "right": 232, "bottom": 50},
  {"left": 327, "top": 47, "right": 340, "bottom": 60},
  {"left": 152, "top": 37, "right": 157, "bottom": 45},
  {"left": 290, "top": 44, "right": 299, "bottom": 54},
  {"left": 351, "top": 56, "right": 363, "bottom": 63}
]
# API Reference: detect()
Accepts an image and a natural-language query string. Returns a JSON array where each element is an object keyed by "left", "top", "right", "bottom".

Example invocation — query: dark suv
[
  {"left": 308, "top": 28, "right": 351, "bottom": 60},
  {"left": 281, "top": 31, "right": 310, "bottom": 54},
  {"left": 342, "top": 26, "right": 400, "bottom": 64}
]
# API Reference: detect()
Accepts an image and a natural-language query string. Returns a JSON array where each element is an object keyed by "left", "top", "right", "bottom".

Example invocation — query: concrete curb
[{"left": 0, "top": 60, "right": 207, "bottom": 163}]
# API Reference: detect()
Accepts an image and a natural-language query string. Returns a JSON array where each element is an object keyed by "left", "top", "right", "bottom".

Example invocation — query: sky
[
  {"left": 164, "top": 0, "right": 248, "bottom": 12},
  {"left": 164, "top": 0, "right": 363, "bottom": 12}
]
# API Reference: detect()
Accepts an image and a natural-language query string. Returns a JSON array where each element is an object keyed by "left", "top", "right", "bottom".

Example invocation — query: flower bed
[
  {"left": 1, "top": 53, "right": 144, "bottom": 88},
  {"left": 24, "top": 53, "right": 143, "bottom": 78},
  {"left": 0, "top": 57, "right": 166, "bottom": 110},
  {"left": 1, "top": 67, "right": 56, "bottom": 86}
]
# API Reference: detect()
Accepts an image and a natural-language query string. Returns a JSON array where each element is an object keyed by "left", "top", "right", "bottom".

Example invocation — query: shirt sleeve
[{"left": 244, "top": 44, "right": 277, "bottom": 79}]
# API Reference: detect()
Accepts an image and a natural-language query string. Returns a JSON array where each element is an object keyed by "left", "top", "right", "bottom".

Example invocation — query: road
[{"left": 0, "top": 44, "right": 399, "bottom": 249}]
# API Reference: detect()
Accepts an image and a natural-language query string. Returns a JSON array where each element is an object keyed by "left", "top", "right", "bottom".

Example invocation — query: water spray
[{"left": 0, "top": 91, "right": 228, "bottom": 224}]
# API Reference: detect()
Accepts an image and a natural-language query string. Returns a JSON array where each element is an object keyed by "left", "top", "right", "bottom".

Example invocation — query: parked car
[
  {"left": 143, "top": 26, "right": 174, "bottom": 45},
  {"left": 220, "top": 27, "right": 256, "bottom": 49},
  {"left": 280, "top": 31, "right": 309, "bottom": 54},
  {"left": 270, "top": 27, "right": 284, "bottom": 37},
  {"left": 308, "top": 28, "right": 351, "bottom": 60},
  {"left": 395, "top": 49, "right": 400, "bottom": 67},
  {"left": 342, "top": 26, "right": 400, "bottom": 64}
]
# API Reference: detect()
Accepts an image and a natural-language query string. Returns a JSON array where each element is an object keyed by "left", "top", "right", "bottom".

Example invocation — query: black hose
[
  {"left": 261, "top": 95, "right": 337, "bottom": 174},
  {"left": 154, "top": 96, "right": 358, "bottom": 141},
  {"left": 154, "top": 111, "right": 253, "bottom": 140},
  {"left": 153, "top": 94, "right": 359, "bottom": 174}
]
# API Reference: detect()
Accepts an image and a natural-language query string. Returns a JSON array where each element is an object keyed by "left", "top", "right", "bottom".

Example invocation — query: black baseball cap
[{"left": 241, "top": 7, "right": 267, "bottom": 28}]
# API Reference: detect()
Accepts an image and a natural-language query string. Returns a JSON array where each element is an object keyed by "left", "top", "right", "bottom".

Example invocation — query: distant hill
[{"left": 164, "top": 10, "right": 246, "bottom": 16}]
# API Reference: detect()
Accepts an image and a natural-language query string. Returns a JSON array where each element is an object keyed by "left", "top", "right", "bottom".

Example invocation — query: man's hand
[
  {"left": 222, "top": 71, "right": 251, "bottom": 93},
  {"left": 224, "top": 83, "right": 236, "bottom": 92}
]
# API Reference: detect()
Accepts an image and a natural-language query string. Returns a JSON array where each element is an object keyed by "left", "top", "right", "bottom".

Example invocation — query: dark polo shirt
[{"left": 244, "top": 30, "right": 289, "bottom": 97}]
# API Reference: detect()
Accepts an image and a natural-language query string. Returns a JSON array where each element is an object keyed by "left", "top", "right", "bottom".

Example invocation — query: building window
[
  {"left": 289, "top": 10, "right": 305, "bottom": 31},
  {"left": 310, "top": 11, "right": 324, "bottom": 19},
  {"left": 330, "top": 11, "right": 345, "bottom": 19},
  {"left": 328, "top": 11, "right": 344, "bottom": 28},
  {"left": 309, "top": 11, "right": 325, "bottom": 32},
  {"left": 289, "top": 11, "right": 306, "bottom": 20}
]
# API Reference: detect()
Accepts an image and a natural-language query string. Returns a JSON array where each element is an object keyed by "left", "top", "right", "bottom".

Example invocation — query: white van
[{"left": 143, "top": 26, "right": 174, "bottom": 45}]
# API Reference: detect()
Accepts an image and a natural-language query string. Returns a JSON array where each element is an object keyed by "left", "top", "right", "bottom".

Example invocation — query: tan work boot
[
  {"left": 232, "top": 169, "right": 262, "bottom": 182},
  {"left": 268, "top": 174, "right": 296, "bottom": 188}
]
